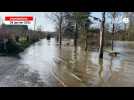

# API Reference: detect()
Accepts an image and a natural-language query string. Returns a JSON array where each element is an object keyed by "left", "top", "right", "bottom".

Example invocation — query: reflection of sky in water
[
  {"left": 17, "top": 39, "right": 134, "bottom": 86},
  {"left": 90, "top": 43, "right": 125, "bottom": 72},
  {"left": 90, "top": 52, "right": 99, "bottom": 65},
  {"left": 19, "top": 38, "right": 58, "bottom": 83},
  {"left": 89, "top": 45, "right": 125, "bottom": 83}
]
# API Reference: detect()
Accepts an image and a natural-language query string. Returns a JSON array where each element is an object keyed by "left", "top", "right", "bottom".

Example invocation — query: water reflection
[
  {"left": 21, "top": 40, "right": 134, "bottom": 86},
  {"left": 98, "top": 56, "right": 114, "bottom": 85},
  {"left": 108, "top": 57, "right": 113, "bottom": 81},
  {"left": 19, "top": 38, "right": 61, "bottom": 86},
  {"left": 98, "top": 59, "right": 104, "bottom": 82},
  {"left": 0, "top": 39, "right": 134, "bottom": 86}
]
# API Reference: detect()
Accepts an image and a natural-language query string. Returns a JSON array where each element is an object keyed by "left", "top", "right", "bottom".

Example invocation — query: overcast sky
[{"left": 0, "top": 12, "right": 122, "bottom": 32}]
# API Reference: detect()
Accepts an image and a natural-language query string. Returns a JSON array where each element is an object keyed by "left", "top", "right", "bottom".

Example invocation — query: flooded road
[{"left": 0, "top": 38, "right": 134, "bottom": 87}]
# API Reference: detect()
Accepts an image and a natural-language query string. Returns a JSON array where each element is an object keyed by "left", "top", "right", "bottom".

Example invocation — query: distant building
[{"left": 1, "top": 24, "right": 28, "bottom": 31}]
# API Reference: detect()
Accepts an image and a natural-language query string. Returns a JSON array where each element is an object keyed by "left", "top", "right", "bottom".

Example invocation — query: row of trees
[
  {"left": 48, "top": 12, "right": 131, "bottom": 59},
  {"left": 50, "top": 12, "right": 91, "bottom": 49}
]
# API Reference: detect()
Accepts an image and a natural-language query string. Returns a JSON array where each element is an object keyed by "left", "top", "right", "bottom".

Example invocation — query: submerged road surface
[{"left": 0, "top": 38, "right": 134, "bottom": 87}]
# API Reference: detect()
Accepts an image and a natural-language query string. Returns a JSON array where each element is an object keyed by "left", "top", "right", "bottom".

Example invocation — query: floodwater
[{"left": 0, "top": 38, "right": 134, "bottom": 87}]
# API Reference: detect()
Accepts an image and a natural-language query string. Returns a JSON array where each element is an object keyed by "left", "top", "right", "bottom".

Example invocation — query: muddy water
[{"left": 0, "top": 38, "right": 134, "bottom": 87}]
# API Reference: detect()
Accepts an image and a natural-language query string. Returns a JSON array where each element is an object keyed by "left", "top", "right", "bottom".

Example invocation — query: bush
[
  {"left": 0, "top": 35, "right": 40, "bottom": 55},
  {"left": 6, "top": 40, "right": 24, "bottom": 54}
]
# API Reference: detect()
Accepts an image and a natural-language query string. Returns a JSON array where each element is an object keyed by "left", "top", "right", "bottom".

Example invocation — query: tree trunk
[
  {"left": 124, "top": 23, "right": 128, "bottom": 40},
  {"left": 99, "top": 12, "right": 105, "bottom": 59},
  {"left": 85, "top": 30, "right": 89, "bottom": 51},
  {"left": 59, "top": 25, "right": 62, "bottom": 48},
  {"left": 74, "top": 22, "right": 78, "bottom": 47},
  {"left": 112, "top": 23, "right": 115, "bottom": 51},
  {"left": 56, "top": 33, "right": 59, "bottom": 42},
  {"left": 59, "top": 17, "right": 62, "bottom": 48},
  {"left": 85, "top": 36, "right": 88, "bottom": 51}
]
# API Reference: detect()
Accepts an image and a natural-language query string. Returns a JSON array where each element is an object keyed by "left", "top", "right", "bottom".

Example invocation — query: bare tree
[
  {"left": 111, "top": 12, "right": 116, "bottom": 50},
  {"left": 107, "top": 12, "right": 121, "bottom": 50},
  {"left": 46, "top": 12, "right": 66, "bottom": 48},
  {"left": 99, "top": 12, "right": 105, "bottom": 59}
]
